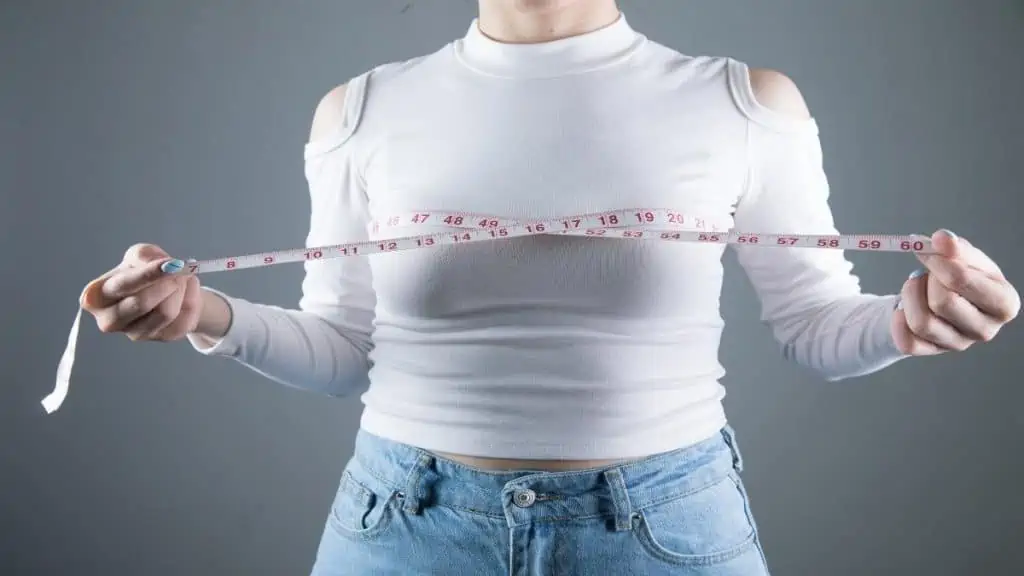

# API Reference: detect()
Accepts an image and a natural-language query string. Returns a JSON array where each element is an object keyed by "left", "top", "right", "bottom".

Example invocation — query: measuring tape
[{"left": 42, "top": 207, "right": 934, "bottom": 413}]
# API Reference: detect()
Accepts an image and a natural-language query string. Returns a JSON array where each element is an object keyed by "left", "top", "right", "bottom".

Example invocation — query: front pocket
[
  {"left": 633, "top": 471, "right": 757, "bottom": 566},
  {"left": 327, "top": 470, "right": 399, "bottom": 540}
]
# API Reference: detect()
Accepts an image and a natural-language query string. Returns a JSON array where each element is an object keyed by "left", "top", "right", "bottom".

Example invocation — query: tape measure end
[{"left": 40, "top": 396, "right": 61, "bottom": 414}]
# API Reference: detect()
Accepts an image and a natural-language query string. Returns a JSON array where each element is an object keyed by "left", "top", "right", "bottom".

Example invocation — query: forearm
[
  {"left": 189, "top": 288, "right": 233, "bottom": 345},
  {"left": 186, "top": 287, "right": 373, "bottom": 396},
  {"left": 773, "top": 293, "right": 907, "bottom": 381},
  {"left": 184, "top": 71, "right": 375, "bottom": 396}
]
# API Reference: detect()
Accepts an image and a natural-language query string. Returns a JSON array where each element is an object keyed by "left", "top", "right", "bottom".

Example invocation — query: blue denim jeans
[{"left": 310, "top": 425, "right": 770, "bottom": 575}]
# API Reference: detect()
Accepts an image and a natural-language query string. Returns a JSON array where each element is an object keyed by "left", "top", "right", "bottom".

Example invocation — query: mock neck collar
[{"left": 454, "top": 14, "right": 644, "bottom": 79}]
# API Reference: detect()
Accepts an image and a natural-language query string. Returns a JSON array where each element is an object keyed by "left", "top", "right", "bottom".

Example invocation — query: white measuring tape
[{"left": 42, "top": 207, "right": 934, "bottom": 413}]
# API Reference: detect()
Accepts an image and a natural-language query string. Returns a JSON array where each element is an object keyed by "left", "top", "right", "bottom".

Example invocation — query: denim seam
[
  {"left": 439, "top": 502, "right": 507, "bottom": 519},
  {"left": 356, "top": 460, "right": 405, "bottom": 495},
  {"left": 326, "top": 490, "right": 400, "bottom": 542},
  {"left": 339, "top": 471, "right": 374, "bottom": 505},
  {"left": 730, "top": 471, "right": 771, "bottom": 573},
  {"left": 630, "top": 470, "right": 757, "bottom": 567},
  {"left": 352, "top": 468, "right": 731, "bottom": 522},
  {"left": 634, "top": 514, "right": 757, "bottom": 567},
  {"left": 635, "top": 470, "right": 730, "bottom": 511}
]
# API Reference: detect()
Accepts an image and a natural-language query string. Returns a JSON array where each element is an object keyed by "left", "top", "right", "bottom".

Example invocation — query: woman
[{"left": 80, "top": 0, "right": 1019, "bottom": 574}]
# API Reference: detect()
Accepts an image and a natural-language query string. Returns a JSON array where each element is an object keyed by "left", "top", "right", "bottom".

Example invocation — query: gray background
[{"left": 3, "top": 0, "right": 1022, "bottom": 574}]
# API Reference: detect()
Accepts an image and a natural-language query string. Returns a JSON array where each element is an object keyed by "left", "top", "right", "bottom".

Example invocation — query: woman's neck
[{"left": 477, "top": 0, "right": 620, "bottom": 44}]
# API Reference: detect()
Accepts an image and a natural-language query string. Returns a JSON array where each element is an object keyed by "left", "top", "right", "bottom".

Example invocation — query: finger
[
  {"left": 900, "top": 271, "right": 973, "bottom": 351},
  {"left": 916, "top": 230, "right": 1003, "bottom": 278},
  {"left": 932, "top": 230, "right": 962, "bottom": 260},
  {"left": 99, "top": 258, "right": 181, "bottom": 304},
  {"left": 81, "top": 266, "right": 125, "bottom": 311},
  {"left": 916, "top": 256, "right": 1015, "bottom": 320},
  {"left": 152, "top": 276, "right": 201, "bottom": 341},
  {"left": 93, "top": 278, "right": 179, "bottom": 333},
  {"left": 82, "top": 245, "right": 180, "bottom": 310},
  {"left": 124, "top": 278, "right": 187, "bottom": 341},
  {"left": 926, "top": 274, "right": 1000, "bottom": 342},
  {"left": 891, "top": 308, "right": 945, "bottom": 356}
]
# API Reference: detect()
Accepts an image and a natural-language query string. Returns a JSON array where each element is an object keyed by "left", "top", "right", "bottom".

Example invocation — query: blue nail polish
[
  {"left": 908, "top": 268, "right": 927, "bottom": 280},
  {"left": 161, "top": 259, "right": 185, "bottom": 274},
  {"left": 939, "top": 229, "right": 957, "bottom": 240}
]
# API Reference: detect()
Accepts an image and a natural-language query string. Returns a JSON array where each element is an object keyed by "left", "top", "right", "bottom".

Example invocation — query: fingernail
[
  {"left": 908, "top": 268, "right": 927, "bottom": 280},
  {"left": 939, "top": 229, "right": 957, "bottom": 240},
  {"left": 895, "top": 297, "right": 904, "bottom": 310},
  {"left": 161, "top": 259, "right": 185, "bottom": 274}
]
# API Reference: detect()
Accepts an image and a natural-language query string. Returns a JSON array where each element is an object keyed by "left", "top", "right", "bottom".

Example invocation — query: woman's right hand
[{"left": 81, "top": 243, "right": 203, "bottom": 342}]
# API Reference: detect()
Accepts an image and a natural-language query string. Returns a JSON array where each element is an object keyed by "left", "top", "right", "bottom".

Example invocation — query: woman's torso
[{"left": 337, "top": 19, "right": 754, "bottom": 466}]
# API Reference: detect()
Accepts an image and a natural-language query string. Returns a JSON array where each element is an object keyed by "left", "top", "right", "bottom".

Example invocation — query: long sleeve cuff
[
  {"left": 816, "top": 293, "right": 910, "bottom": 381},
  {"left": 186, "top": 287, "right": 261, "bottom": 358}
]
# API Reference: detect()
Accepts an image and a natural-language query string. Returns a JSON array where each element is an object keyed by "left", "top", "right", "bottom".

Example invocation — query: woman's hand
[
  {"left": 81, "top": 244, "right": 202, "bottom": 342},
  {"left": 892, "top": 230, "right": 1019, "bottom": 355}
]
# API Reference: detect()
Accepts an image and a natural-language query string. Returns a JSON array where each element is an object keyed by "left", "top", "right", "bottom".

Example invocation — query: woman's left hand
[{"left": 892, "top": 229, "right": 1019, "bottom": 355}]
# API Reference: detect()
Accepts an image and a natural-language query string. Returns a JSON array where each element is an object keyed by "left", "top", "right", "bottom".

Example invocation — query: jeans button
[{"left": 513, "top": 488, "right": 536, "bottom": 508}]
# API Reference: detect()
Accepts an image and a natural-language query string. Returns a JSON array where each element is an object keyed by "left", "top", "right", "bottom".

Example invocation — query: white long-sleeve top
[{"left": 189, "top": 15, "right": 906, "bottom": 459}]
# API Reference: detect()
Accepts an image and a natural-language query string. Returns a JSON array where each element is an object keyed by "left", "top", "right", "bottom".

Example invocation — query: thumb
[
  {"left": 123, "top": 243, "right": 171, "bottom": 267},
  {"left": 916, "top": 229, "right": 959, "bottom": 267},
  {"left": 931, "top": 229, "right": 961, "bottom": 259}
]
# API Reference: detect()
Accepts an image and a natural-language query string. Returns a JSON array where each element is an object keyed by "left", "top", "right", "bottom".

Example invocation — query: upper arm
[
  {"left": 309, "top": 83, "right": 349, "bottom": 142},
  {"left": 747, "top": 67, "right": 812, "bottom": 121},
  {"left": 300, "top": 78, "right": 376, "bottom": 354},
  {"left": 730, "top": 63, "right": 859, "bottom": 325}
]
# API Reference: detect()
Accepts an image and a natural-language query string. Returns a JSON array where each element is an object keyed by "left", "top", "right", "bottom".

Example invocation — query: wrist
[{"left": 191, "top": 287, "right": 233, "bottom": 341}]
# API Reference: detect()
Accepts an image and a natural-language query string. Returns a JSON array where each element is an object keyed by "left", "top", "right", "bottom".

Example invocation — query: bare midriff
[{"left": 432, "top": 450, "right": 640, "bottom": 472}]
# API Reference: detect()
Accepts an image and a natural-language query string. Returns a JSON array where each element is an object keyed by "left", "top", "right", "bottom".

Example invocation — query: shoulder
[
  {"left": 640, "top": 45, "right": 815, "bottom": 126},
  {"left": 723, "top": 60, "right": 818, "bottom": 133},
  {"left": 307, "top": 54, "right": 434, "bottom": 142},
  {"left": 747, "top": 67, "right": 811, "bottom": 120},
  {"left": 309, "top": 83, "right": 349, "bottom": 141}
]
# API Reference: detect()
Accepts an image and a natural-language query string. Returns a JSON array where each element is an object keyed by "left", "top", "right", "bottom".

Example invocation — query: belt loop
[
  {"left": 720, "top": 424, "right": 744, "bottom": 473},
  {"left": 603, "top": 468, "right": 634, "bottom": 532},
  {"left": 401, "top": 452, "right": 435, "bottom": 515}
]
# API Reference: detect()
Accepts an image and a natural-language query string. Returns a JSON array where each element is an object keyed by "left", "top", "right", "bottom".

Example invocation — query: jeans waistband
[{"left": 347, "top": 425, "right": 744, "bottom": 531}]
